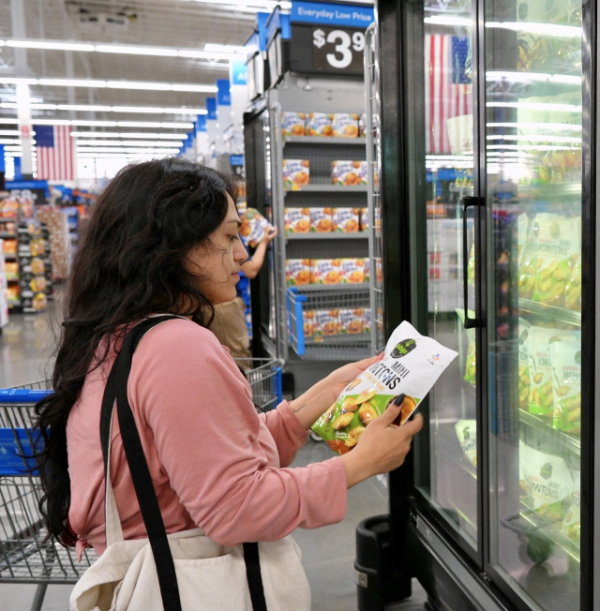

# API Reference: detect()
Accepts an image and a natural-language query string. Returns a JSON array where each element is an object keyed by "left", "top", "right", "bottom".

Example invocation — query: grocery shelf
[
  {"left": 288, "top": 283, "right": 369, "bottom": 292},
  {"left": 518, "top": 298, "right": 581, "bottom": 327},
  {"left": 286, "top": 232, "right": 368, "bottom": 240},
  {"left": 284, "top": 136, "right": 366, "bottom": 146},
  {"left": 518, "top": 182, "right": 582, "bottom": 200},
  {"left": 519, "top": 408, "right": 580, "bottom": 456},
  {"left": 291, "top": 340, "right": 371, "bottom": 361},
  {"left": 0, "top": 233, "right": 15, "bottom": 239},
  {"left": 284, "top": 185, "right": 368, "bottom": 194}
]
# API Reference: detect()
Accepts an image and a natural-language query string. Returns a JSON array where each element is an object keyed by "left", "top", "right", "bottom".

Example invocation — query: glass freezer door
[
  {"left": 409, "top": 0, "right": 479, "bottom": 554},
  {"left": 485, "top": 0, "right": 583, "bottom": 609}
]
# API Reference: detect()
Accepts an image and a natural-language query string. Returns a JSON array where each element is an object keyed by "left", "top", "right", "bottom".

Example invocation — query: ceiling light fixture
[
  {"left": 0, "top": 118, "right": 193, "bottom": 128},
  {"left": 0, "top": 102, "right": 207, "bottom": 115},
  {"left": 70, "top": 132, "right": 187, "bottom": 139},
  {"left": 0, "top": 77, "right": 217, "bottom": 94},
  {"left": 0, "top": 39, "right": 244, "bottom": 61},
  {"left": 76, "top": 139, "right": 185, "bottom": 147},
  {"left": 180, "top": 0, "right": 291, "bottom": 12}
]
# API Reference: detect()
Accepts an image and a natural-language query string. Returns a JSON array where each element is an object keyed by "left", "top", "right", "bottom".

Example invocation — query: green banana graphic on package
[{"left": 312, "top": 321, "right": 458, "bottom": 455}]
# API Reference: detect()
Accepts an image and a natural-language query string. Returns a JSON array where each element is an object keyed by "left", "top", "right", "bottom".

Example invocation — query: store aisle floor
[{"left": 0, "top": 311, "right": 428, "bottom": 610}]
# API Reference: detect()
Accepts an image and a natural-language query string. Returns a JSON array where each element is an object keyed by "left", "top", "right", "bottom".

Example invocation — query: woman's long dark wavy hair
[{"left": 35, "top": 157, "right": 236, "bottom": 546}]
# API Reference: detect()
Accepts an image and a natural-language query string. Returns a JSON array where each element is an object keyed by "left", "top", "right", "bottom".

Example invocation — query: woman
[{"left": 35, "top": 158, "right": 422, "bottom": 604}]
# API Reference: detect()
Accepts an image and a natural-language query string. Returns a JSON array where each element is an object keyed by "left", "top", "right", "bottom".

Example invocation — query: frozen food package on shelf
[
  {"left": 550, "top": 337, "right": 581, "bottom": 434},
  {"left": 375, "top": 258, "right": 383, "bottom": 284},
  {"left": 520, "top": 443, "right": 574, "bottom": 522},
  {"left": 332, "top": 161, "right": 368, "bottom": 186},
  {"left": 527, "top": 327, "right": 575, "bottom": 416},
  {"left": 311, "top": 320, "right": 457, "bottom": 454},
  {"left": 359, "top": 113, "right": 367, "bottom": 137},
  {"left": 332, "top": 207, "right": 360, "bottom": 232},
  {"left": 455, "top": 420, "right": 477, "bottom": 467},
  {"left": 463, "top": 324, "right": 476, "bottom": 386},
  {"left": 360, "top": 208, "right": 369, "bottom": 231},
  {"left": 517, "top": 212, "right": 529, "bottom": 264},
  {"left": 315, "top": 309, "right": 341, "bottom": 337},
  {"left": 281, "top": 111, "right": 306, "bottom": 137},
  {"left": 519, "top": 213, "right": 581, "bottom": 307},
  {"left": 284, "top": 208, "right": 311, "bottom": 234},
  {"left": 282, "top": 159, "right": 310, "bottom": 190},
  {"left": 518, "top": 319, "right": 531, "bottom": 409},
  {"left": 4, "top": 262, "right": 18, "bottom": 281},
  {"left": 561, "top": 471, "right": 580, "bottom": 545},
  {"left": 309, "top": 208, "right": 333, "bottom": 233},
  {"left": 332, "top": 113, "right": 360, "bottom": 138},
  {"left": 340, "top": 258, "right": 367, "bottom": 284},
  {"left": 339, "top": 308, "right": 364, "bottom": 335},
  {"left": 312, "top": 259, "right": 342, "bottom": 284},
  {"left": 363, "top": 308, "right": 372, "bottom": 334},
  {"left": 286, "top": 259, "right": 312, "bottom": 286},
  {"left": 306, "top": 112, "right": 333, "bottom": 136},
  {"left": 303, "top": 310, "right": 317, "bottom": 337},
  {"left": 239, "top": 207, "right": 275, "bottom": 248}
]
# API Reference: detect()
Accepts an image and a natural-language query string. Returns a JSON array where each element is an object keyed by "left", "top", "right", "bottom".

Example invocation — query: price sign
[
  {"left": 312, "top": 27, "right": 365, "bottom": 71},
  {"left": 290, "top": 24, "right": 365, "bottom": 76}
]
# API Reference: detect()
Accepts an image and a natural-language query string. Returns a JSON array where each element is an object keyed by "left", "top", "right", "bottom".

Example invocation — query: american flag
[
  {"left": 425, "top": 35, "right": 473, "bottom": 154},
  {"left": 34, "top": 125, "right": 76, "bottom": 181}
]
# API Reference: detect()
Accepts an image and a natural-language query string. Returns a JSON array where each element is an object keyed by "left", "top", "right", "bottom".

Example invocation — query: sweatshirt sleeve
[
  {"left": 258, "top": 402, "right": 309, "bottom": 468},
  {"left": 131, "top": 320, "right": 348, "bottom": 548}
]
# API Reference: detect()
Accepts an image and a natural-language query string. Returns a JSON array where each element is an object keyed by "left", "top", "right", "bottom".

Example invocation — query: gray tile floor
[{"left": 0, "top": 308, "right": 428, "bottom": 610}]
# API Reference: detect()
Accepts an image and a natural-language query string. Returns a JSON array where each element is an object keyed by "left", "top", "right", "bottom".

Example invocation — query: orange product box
[
  {"left": 361, "top": 308, "right": 372, "bottom": 333},
  {"left": 4, "top": 262, "right": 18, "bottom": 281},
  {"left": 333, "top": 208, "right": 360, "bottom": 232},
  {"left": 359, "top": 113, "right": 367, "bottom": 137},
  {"left": 312, "top": 259, "right": 343, "bottom": 284},
  {"left": 286, "top": 259, "right": 312, "bottom": 286},
  {"left": 303, "top": 310, "right": 317, "bottom": 337},
  {"left": 282, "top": 112, "right": 306, "bottom": 137},
  {"left": 3, "top": 239, "right": 16, "bottom": 255},
  {"left": 340, "top": 258, "right": 368, "bottom": 284},
  {"left": 339, "top": 308, "right": 365, "bottom": 335},
  {"left": 284, "top": 208, "right": 311, "bottom": 234},
  {"left": 310, "top": 208, "right": 333, "bottom": 233},
  {"left": 239, "top": 207, "right": 275, "bottom": 247},
  {"left": 332, "top": 160, "right": 368, "bottom": 186},
  {"left": 375, "top": 257, "right": 383, "bottom": 283},
  {"left": 306, "top": 112, "right": 333, "bottom": 136},
  {"left": 315, "top": 309, "right": 342, "bottom": 336},
  {"left": 332, "top": 113, "right": 360, "bottom": 138},
  {"left": 283, "top": 159, "right": 310, "bottom": 190}
]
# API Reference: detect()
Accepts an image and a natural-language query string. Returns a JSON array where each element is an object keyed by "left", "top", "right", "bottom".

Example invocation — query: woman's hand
[
  {"left": 325, "top": 353, "right": 383, "bottom": 396},
  {"left": 341, "top": 403, "right": 424, "bottom": 488}
]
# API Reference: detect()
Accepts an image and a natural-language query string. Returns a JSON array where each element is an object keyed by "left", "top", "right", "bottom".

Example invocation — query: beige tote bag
[{"left": 69, "top": 316, "right": 311, "bottom": 611}]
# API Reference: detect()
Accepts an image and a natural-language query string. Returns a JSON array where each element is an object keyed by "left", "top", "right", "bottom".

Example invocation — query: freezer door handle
[{"left": 462, "top": 195, "right": 484, "bottom": 329}]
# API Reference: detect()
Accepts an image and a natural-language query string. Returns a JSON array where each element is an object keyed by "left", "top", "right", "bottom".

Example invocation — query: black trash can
[{"left": 355, "top": 514, "right": 411, "bottom": 610}]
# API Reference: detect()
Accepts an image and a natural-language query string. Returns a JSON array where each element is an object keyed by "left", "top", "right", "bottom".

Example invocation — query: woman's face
[{"left": 184, "top": 193, "right": 248, "bottom": 305}]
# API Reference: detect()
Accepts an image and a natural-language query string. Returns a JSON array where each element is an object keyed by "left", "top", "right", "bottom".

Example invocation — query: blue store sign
[{"left": 291, "top": 1, "right": 374, "bottom": 28}]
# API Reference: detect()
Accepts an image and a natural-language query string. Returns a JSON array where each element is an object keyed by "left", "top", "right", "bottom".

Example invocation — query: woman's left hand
[{"left": 325, "top": 353, "right": 384, "bottom": 397}]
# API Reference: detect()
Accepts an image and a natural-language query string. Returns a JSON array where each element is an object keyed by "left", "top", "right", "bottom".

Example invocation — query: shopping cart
[{"left": 0, "top": 359, "right": 283, "bottom": 610}]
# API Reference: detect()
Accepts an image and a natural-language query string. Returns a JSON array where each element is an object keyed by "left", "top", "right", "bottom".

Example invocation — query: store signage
[
  {"left": 231, "top": 60, "right": 248, "bottom": 86},
  {"left": 5, "top": 180, "right": 49, "bottom": 205},
  {"left": 206, "top": 98, "right": 217, "bottom": 121},
  {"left": 312, "top": 26, "right": 365, "bottom": 71},
  {"left": 216, "top": 79, "right": 231, "bottom": 106},
  {"left": 291, "top": 1, "right": 374, "bottom": 28},
  {"left": 196, "top": 115, "right": 207, "bottom": 132},
  {"left": 230, "top": 154, "right": 244, "bottom": 167}
]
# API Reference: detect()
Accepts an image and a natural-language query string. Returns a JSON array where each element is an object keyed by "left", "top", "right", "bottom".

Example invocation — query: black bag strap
[{"left": 99, "top": 315, "right": 268, "bottom": 611}]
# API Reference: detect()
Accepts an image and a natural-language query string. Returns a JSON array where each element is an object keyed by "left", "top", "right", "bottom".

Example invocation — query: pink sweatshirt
[{"left": 67, "top": 318, "right": 348, "bottom": 558}]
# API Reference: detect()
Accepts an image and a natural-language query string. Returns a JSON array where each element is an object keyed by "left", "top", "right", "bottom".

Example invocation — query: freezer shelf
[
  {"left": 519, "top": 409, "right": 580, "bottom": 457},
  {"left": 518, "top": 298, "right": 581, "bottom": 327}
]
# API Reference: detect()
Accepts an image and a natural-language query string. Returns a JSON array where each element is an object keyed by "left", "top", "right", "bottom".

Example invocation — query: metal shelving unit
[
  {"left": 284, "top": 135, "right": 366, "bottom": 146},
  {"left": 283, "top": 184, "right": 368, "bottom": 193},
  {"left": 286, "top": 233, "right": 367, "bottom": 240}
]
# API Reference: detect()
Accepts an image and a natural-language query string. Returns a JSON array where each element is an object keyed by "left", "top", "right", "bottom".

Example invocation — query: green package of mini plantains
[{"left": 311, "top": 320, "right": 458, "bottom": 455}]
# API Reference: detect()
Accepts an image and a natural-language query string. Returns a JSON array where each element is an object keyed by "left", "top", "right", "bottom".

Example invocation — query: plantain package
[{"left": 311, "top": 321, "right": 458, "bottom": 454}]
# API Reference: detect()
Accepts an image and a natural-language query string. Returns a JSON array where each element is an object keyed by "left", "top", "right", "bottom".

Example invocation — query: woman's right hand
[{"left": 340, "top": 402, "right": 424, "bottom": 488}]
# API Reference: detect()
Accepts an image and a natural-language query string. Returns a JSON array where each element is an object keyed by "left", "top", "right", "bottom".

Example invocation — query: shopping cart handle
[{"left": 0, "top": 389, "right": 52, "bottom": 403}]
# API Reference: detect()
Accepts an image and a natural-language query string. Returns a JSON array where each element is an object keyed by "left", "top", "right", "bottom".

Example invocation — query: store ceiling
[{"left": 0, "top": 0, "right": 259, "bottom": 122}]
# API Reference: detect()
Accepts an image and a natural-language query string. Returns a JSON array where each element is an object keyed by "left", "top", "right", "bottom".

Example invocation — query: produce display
[{"left": 311, "top": 321, "right": 457, "bottom": 454}]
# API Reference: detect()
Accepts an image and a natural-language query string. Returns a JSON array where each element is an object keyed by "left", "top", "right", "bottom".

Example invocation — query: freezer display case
[{"left": 375, "top": 0, "right": 596, "bottom": 608}]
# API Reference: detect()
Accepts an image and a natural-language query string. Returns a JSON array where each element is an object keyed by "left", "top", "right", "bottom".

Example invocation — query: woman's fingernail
[{"left": 377, "top": 349, "right": 385, "bottom": 355}]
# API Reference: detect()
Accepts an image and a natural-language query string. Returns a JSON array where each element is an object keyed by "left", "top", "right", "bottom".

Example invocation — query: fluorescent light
[
  {"left": 204, "top": 43, "right": 247, "bottom": 54},
  {"left": 70, "top": 131, "right": 188, "bottom": 139},
  {"left": 487, "top": 122, "right": 582, "bottom": 131},
  {"left": 487, "top": 101, "right": 582, "bottom": 112},
  {"left": 76, "top": 139, "right": 185, "bottom": 147},
  {"left": 0, "top": 118, "right": 193, "bottom": 129},
  {"left": 76, "top": 147, "right": 180, "bottom": 154},
  {"left": 181, "top": 0, "right": 291, "bottom": 12},
  {"left": 115, "top": 121, "right": 194, "bottom": 128},
  {"left": 424, "top": 15, "right": 471, "bottom": 27},
  {"left": 487, "top": 144, "right": 579, "bottom": 151},
  {"left": 0, "top": 77, "right": 217, "bottom": 93},
  {"left": 0, "top": 130, "right": 20, "bottom": 136},
  {"left": 486, "top": 71, "right": 581, "bottom": 84},
  {"left": 487, "top": 134, "right": 582, "bottom": 143},
  {"left": 7, "top": 39, "right": 94, "bottom": 52},
  {"left": 0, "top": 118, "right": 18, "bottom": 124},
  {"left": 486, "top": 21, "right": 581, "bottom": 38},
  {"left": 0, "top": 101, "right": 207, "bottom": 115},
  {"left": 95, "top": 44, "right": 179, "bottom": 57}
]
